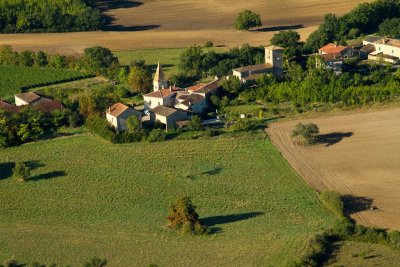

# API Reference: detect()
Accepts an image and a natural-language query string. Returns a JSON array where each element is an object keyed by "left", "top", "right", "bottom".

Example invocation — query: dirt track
[
  {"left": 267, "top": 108, "right": 400, "bottom": 230},
  {"left": 0, "top": 0, "right": 370, "bottom": 54}
]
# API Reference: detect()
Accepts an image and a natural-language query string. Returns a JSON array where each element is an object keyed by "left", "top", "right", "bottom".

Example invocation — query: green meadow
[{"left": 0, "top": 133, "right": 337, "bottom": 266}]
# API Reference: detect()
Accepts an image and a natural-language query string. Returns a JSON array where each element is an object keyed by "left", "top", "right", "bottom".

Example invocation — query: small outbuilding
[{"left": 151, "top": 105, "right": 188, "bottom": 130}]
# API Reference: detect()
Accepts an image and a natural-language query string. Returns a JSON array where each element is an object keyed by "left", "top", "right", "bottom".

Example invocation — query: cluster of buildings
[
  {"left": 0, "top": 92, "right": 63, "bottom": 113},
  {"left": 106, "top": 63, "right": 221, "bottom": 131},
  {"left": 316, "top": 35, "right": 400, "bottom": 74}
]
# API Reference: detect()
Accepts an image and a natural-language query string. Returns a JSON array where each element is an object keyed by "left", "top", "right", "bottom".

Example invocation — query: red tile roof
[
  {"left": 232, "top": 63, "right": 273, "bottom": 73},
  {"left": 106, "top": 102, "right": 130, "bottom": 117},
  {"left": 188, "top": 79, "right": 221, "bottom": 94},
  {"left": 0, "top": 100, "right": 21, "bottom": 112},
  {"left": 319, "top": 43, "right": 348, "bottom": 55},
  {"left": 181, "top": 94, "right": 205, "bottom": 106},
  {"left": 152, "top": 105, "right": 179, "bottom": 117}
]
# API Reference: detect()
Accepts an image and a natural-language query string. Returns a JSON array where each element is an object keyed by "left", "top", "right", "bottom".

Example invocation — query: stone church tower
[
  {"left": 153, "top": 62, "right": 168, "bottom": 91},
  {"left": 265, "top": 45, "right": 284, "bottom": 77}
]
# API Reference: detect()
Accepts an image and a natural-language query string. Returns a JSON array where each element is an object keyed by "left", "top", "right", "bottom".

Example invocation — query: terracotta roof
[
  {"left": 144, "top": 88, "right": 180, "bottom": 98},
  {"left": 232, "top": 63, "right": 272, "bottom": 73},
  {"left": 106, "top": 102, "right": 130, "bottom": 117},
  {"left": 15, "top": 92, "right": 41, "bottom": 104},
  {"left": 33, "top": 99, "right": 63, "bottom": 113},
  {"left": 186, "top": 83, "right": 206, "bottom": 92},
  {"left": 319, "top": 43, "right": 348, "bottom": 55},
  {"left": 0, "top": 100, "right": 21, "bottom": 112},
  {"left": 152, "top": 105, "right": 179, "bottom": 117},
  {"left": 265, "top": 45, "right": 284, "bottom": 51},
  {"left": 153, "top": 62, "right": 166, "bottom": 82},
  {"left": 181, "top": 94, "right": 205, "bottom": 106}
]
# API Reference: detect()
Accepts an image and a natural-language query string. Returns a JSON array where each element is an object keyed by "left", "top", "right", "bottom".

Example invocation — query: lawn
[
  {"left": 113, "top": 47, "right": 224, "bottom": 77},
  {"left": 0, "top": 66, "right": 89, "bottom": 99},
  {"left": 0, "top": 133, "right": 337, "bottom": 266}
]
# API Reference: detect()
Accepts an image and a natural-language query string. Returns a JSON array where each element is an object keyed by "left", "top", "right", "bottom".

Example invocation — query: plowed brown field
[
  {"left": 0, "top": 0, "right": 370, "bottom": 54},
  {"left": 267, "top": 108, "right": 400, "bottom": 230}
]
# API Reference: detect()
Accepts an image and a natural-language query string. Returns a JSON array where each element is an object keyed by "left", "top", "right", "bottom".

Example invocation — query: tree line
[
  {"left": 0, "top": 0, "right": 103, "bottom": 33},
  {"left": 304, "top": 0, "right": 400, "bottom": 52}
]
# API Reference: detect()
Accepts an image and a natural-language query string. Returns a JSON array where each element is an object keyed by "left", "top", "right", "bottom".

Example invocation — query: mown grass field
[
  {"left": 0, "top": 66, "right": 88, "bottom": 99},
  {"left": 113, "top": 47, "right": 224, "bottom": 76},
  {"left": 0, "top": 133, "right": 337, "bottom": 266}
]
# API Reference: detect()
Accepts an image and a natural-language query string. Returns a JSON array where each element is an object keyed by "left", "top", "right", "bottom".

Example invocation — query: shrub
[
  {"left": 319, "top": 191, "right": 345, "bottom": 220},
  {"left": 291, "top": 123, "right": 320, "bottom": 145},
  {"left": 234, "top": 10, "right": 262, "bottom": 31},
  {"left": 230, "top": 119, "right": 261, "bottom": 132},
  {"left": 85, "top": 116, "right": 116, "bottom": 143},
  {"left": 204, "top": 41, "right": 214, "bottom": 48},
  {"left": 204, "top": 129, "right": 221, "bottom": 137},
  {"left": 12, "top": 162, "right": 30, "bottom": 182},
  {"left": 187, "top": 116, "right": 203, "bottom": 131},
  {"left": 388, "top": 231, "right": 400, "bottom": 249},
  {"left": 147, "top": 129, "right": 166, "bottom": 142},
  {"left": 167, "top": 196, "right": 208, "bottom": 235}
]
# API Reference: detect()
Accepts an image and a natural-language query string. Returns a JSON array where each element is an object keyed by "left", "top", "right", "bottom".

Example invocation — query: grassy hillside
[
  {"left": 0, "top": 134, "right": 337, "bottom": 266},
  {"left": 0, "top": 66, "right": 88, "bottom": 99}
]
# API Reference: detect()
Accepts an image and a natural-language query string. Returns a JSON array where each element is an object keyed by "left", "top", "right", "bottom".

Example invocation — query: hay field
[
  {"left": 0, "top": 0, "right": 370, "bottom": 54},
  {"left": 0, "top": 134, "right": 337, "bottom": 266},
  {"left": 266, "top": 107, "right": 400, "bottom": 230}
]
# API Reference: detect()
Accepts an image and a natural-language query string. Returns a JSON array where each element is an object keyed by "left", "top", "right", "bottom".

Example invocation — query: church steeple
[{"left": 153, "top": 62, "right": 168, "bottom": 91}]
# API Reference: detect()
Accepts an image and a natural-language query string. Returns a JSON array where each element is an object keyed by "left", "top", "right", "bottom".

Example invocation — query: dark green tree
[{"left": 234, "top": 10, "right": 262, "bottom": 30}]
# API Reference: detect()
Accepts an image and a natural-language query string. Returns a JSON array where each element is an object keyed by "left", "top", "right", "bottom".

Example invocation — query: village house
[
  {"left": 106, "top": 102, "right": 142, "bottom": 132},
  {"left": 363, "top": 36, "right": 400, "bottom": 64},
  {"left": 316, "top": 54, "right": 344, "bottom": 75},
  {"left": 151, "top": 105, "right": 188, "bottom": 130},
  {"left": 143, "top": 87, "right": 180, "bottom": 110},
  {"left": 318, "top": 43, "right": 349, "bottom": 57},
  {"left": 232, "top": 45, "right": 284, "bottom": 82},
  {"left": 0, "top": 92, "right": 64, "bottom": 113},
  {"left": 174, "top": 92, "right": 207, "bottom": 114}
]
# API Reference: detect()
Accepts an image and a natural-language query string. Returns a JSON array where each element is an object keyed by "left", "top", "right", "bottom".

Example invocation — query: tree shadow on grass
[
  {"left": 317, "top": 132, "right": 353, "bottom": 147},
  {"left": 342, "top": 195, "right": 374, "bottom": 216},
  {"left": 24, "top": 160, "right": 45, "bottom": 170},
  {"left": 201, "top": 166, "right": 222, "bottom": 176},
  {"left": 29, "top": 171, "right": 66, "bottom": 182},
  {"left": 251, "top": 24, "right": 304, "bottom": 32},
  {"left": 201, "top": 212, "right": 264, "bottom": 227},
  {"left": 0, "top": 162, "right": 15, "bottom": 180}
]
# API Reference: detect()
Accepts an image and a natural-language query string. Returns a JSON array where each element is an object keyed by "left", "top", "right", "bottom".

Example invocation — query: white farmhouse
[{"left": 106, "top": 102, "right": 142, "bottom": 132}]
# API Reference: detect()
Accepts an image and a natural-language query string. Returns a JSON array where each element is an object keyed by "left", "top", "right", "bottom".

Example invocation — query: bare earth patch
[
  {"left": 266, "top": 108, "right": 400, "bottom": 230},
  {"left": 0, "top": 0, "right": 370, "bottom": 54}
]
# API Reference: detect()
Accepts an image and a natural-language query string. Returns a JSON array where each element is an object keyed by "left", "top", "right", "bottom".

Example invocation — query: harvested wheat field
[
  {"left": 267, "top": 108, "right": 400, "bottom": 230},
  {"left": 0, "top": 0, "right": 370, "bottom": 54}
]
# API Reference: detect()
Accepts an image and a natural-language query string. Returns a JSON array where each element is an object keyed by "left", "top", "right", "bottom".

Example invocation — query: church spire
[
  {"left": 154, "top": 62, "right": 165, "bottom": 82},
  {"left": 153, "top": 62, "right": 168, "bottom": 91}
]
